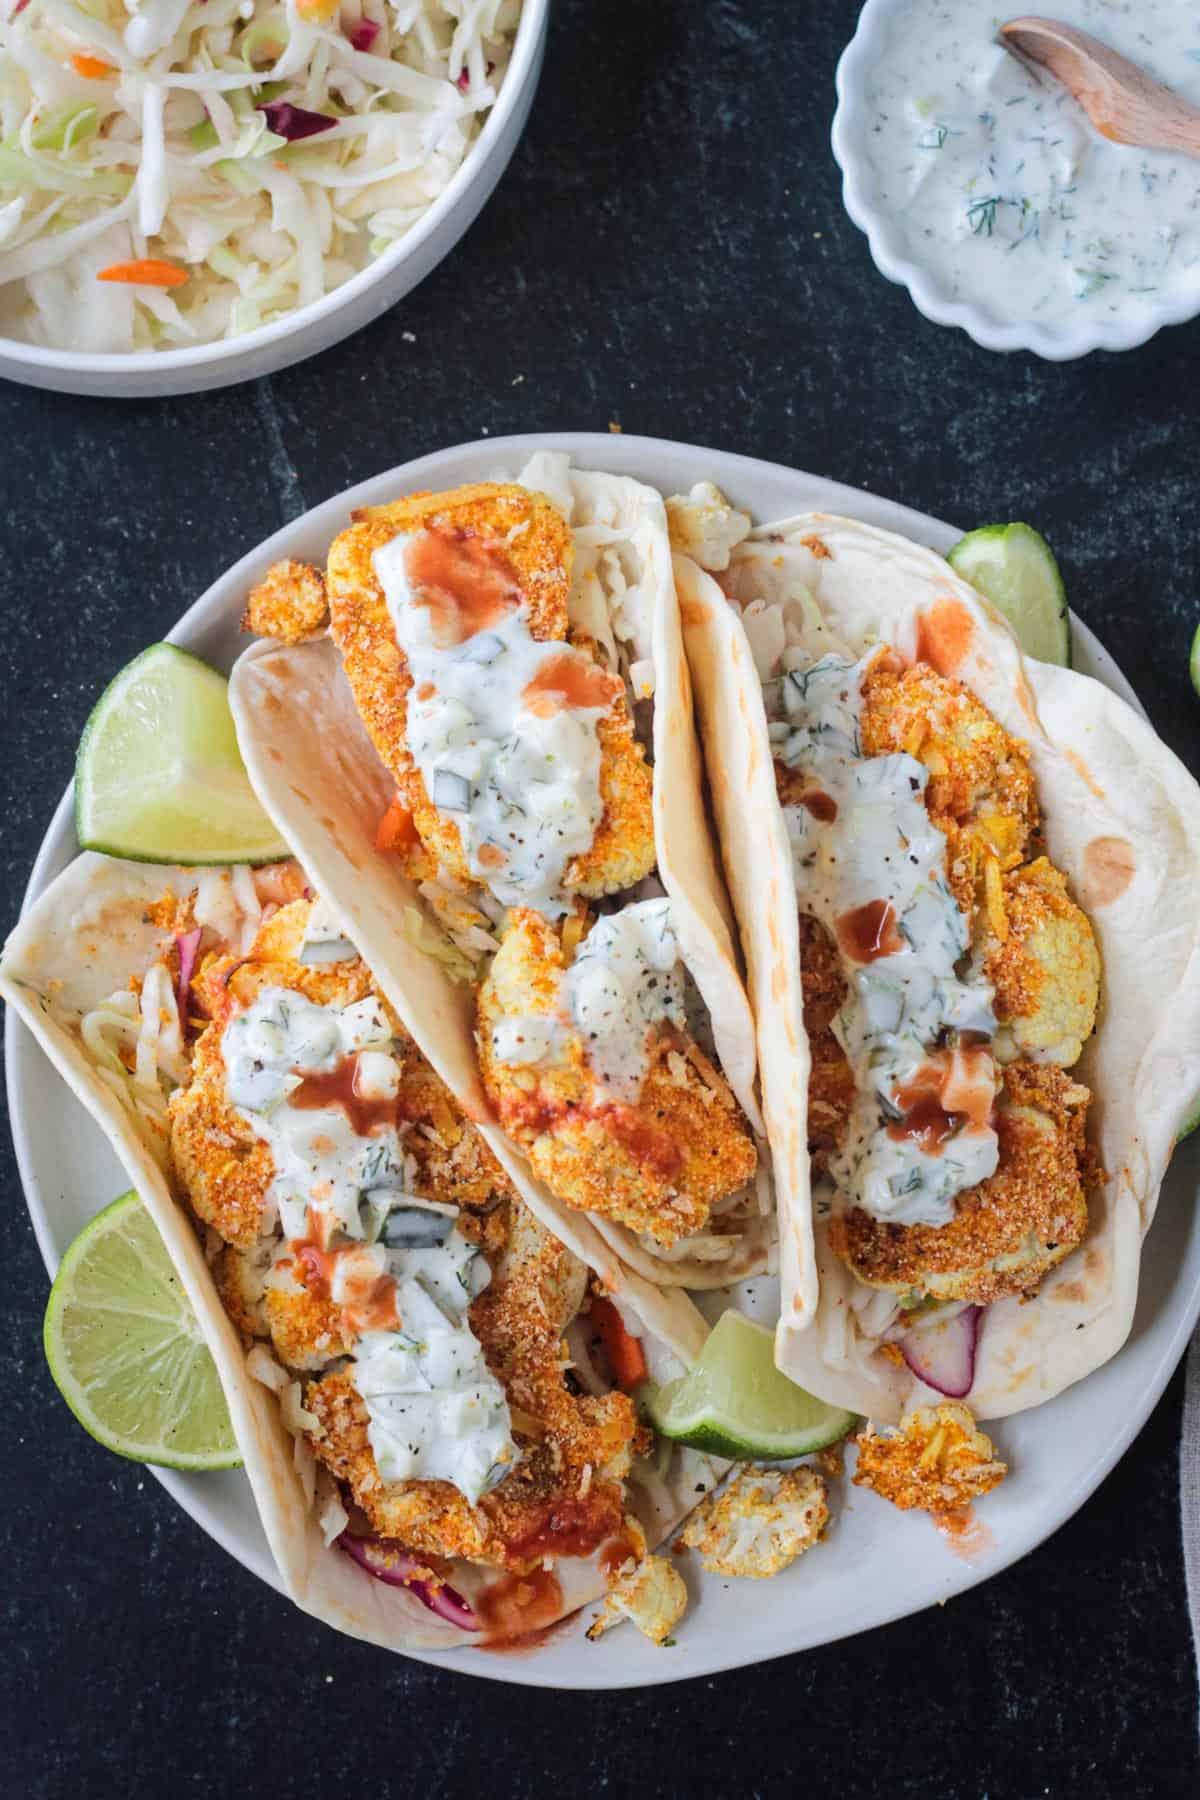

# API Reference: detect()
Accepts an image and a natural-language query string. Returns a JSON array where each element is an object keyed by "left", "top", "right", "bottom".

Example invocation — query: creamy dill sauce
[
  {"left": 771, "top": 654, "right": 999, "bottom": 1228},
  {"left": 223, "top": 987, "right": 515, "bottom": 1505},
  {"left": 488, "top": 899, "right": 685, "bottom": 1104},
  {"left": 565, "top": 900, "right": 684, "bottom": 1102},
  {"left": 373, "top": 528, "right": 617, "bottom": 916},
  {"left": 863, "top": 0, "right": 1200, "bottom": 329}
]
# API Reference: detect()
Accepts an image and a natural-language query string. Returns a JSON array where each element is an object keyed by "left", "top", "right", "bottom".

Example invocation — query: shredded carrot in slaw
[
  {"left": 97, "top": 260, "right": 189, "bottom": 288},
  {"left": 70, "top": 52, "right": 113, "bottom": 78}
]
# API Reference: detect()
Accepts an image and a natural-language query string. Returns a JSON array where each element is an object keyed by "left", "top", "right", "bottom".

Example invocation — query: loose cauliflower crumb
[
  {"left": 243, "top": 559, "right": 330, "bottom": 644},
  {"left": 680, "top": 1465, "right": 829, "bottom": 1578},
  {"left": 665, "top": 481, "right": 752, "bottom": 572},
  {"left": 852, "top": 1404, "right": 1007, "bottom": 1512},
  {"left": 585, "top": 1553, "right": 687, "bottom": 1647}
]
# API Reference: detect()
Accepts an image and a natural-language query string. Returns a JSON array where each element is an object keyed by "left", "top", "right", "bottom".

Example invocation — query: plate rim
[{"left": 7, "top": 431, "right": 1197, "bottom": 1689}]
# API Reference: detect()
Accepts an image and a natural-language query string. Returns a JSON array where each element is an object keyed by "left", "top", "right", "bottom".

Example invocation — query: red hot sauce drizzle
[
  {"left": 835, "top": 898, "right": 905, "bottom": 965},
  {"left": 290, "top": 1052, "right": 417, "bottom": 1138},
  {"left": 888, "top": 1045, "right": 996, "bottom": 1158},
  {"left": 800, "top": 789, "right": 838, "bottom": 824},
  {"left": 404, "top": 525, "right": 523, "bottom": 647}
]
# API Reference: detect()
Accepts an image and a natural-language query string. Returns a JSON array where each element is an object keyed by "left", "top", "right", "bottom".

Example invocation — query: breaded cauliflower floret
[
  {"left": 305, "top": 1209, "right": 639, "bottom": 1574},
  {"left": 585, "top": 1552, "right": 687, "bottom": 1647},
  {"left": 478, "top": 907, "right": 758, "bottom": 1245},
  {"left": 680, "top": 1465, "right": 829, "bottom": 1578},
  {"left": 983, "top": 857, "right": 1101, "bottom": 1066},
  {"left": 665, "top": 481, "right": 752, "bottom": 572},
  {"left": 243, "top": 559, "right": 329, "bottom": 643},
  {"left": 326, "top": 482, "right": 656, "bottom": 901},
  {"left": 853, "top": 1403, "right": 1007, "bottom": 1512},
  {"left": 833, "top": 1060, "right": 1094, "bottom": 1305},
  {"left": 861, "top": 659, "right": 1038, "bottom": 912}
]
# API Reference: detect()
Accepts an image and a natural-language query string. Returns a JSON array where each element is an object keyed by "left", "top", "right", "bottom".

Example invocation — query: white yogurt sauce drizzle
[
  {"left": 489, "top": 899, "right": 686, "bottom": 1105},
  {"left": 772, "top": 653, "right": 999, "bottom": 1228},
  {"left": 564, "top": 899, "right": 685, "bottom": 1103},
  {"left": 373, "top": 526, "right": 618, "bottom": 917},
  {"left": 223, "top": 986, "right": 516, "bottom": 1505},
  {"left": 863, "top": 0, "right": 1200, "bottom": 331}
]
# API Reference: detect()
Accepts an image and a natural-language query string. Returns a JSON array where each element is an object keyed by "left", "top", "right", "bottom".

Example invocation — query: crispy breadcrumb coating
[
  {"left": 243, "top": 559, "right": 329, "bottom": 643},
  {"left": 853, "top": 1403, "right": 1007, "bottom": 1512},
  {"left": 477, "top": 907, "right": 758, "bottom": 1245},
  {"left": 585, "top": 1551, "right": 687, "bottom": 1646},
  {"left": 860, "top": 659, "right": 1038, "bottom": 914},
  {"left": 170, "top": 897, "right": 513, "bottom": 1257},
  {"left": 781, "top": 653, "right": 1100, "bottom": 1306},
  {"left": 680, "top": 1465, "right": 829, "bottom": 1578},
  {"left": 306, "top": 1208, "right": 637, "bottom": 1572},
  {"left": 171, "top": 900, "right": 632, "bottom": 1575},
  {"left": 326, "top": 482, "right": 656, "bottom": 900},
  {"left": 831, "top": 1062, "right": 1095, "bottom": 1304}
]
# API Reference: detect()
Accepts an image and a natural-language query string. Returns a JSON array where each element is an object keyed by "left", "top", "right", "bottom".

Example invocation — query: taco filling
[
  {"left": 761, "top": 641, "right": 1101, "bottom": 1306},
  {"left": 165, "top": 891, "right": 659, "bottom": 1581},
  {"left": 242, "top": 463, "right": 769, "bottom": 1287}
]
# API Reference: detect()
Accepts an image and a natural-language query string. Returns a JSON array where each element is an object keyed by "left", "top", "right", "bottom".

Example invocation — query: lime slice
[
  {"left": 1190, "top": 621, "right": 1200, "bottom": 700},
  {"left": 947, "top": 523, "right": 1071, "bottom": 667},
  {"left": 644, "top": 1310, "right": 858, "bottom": 1460},
  {"left": 76, "top": 643, "right": 288, "bottom": 865},
  {"left": 1179, "top": 1095, "right": 1200, "bottom": 1142},
  {"left": 43, "top": 1191, "right": 241, "bottom": 1470}
]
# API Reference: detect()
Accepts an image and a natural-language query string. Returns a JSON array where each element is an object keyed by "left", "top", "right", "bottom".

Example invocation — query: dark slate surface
[{"left": 2, "top": 2, "right": 1198, "bottom": 1794}]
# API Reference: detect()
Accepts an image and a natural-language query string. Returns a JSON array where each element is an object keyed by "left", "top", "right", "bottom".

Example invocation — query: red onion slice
[
  {"left": 174, "top": 928, "right": 202, "bottom": 1020},
  {"left": 455, "top": 59, "right": 495, "bottom": 92},
  {"left": 896, "top": 1304, "right": 982, "bottom": 1399},
  {"left": 348, "top": 18, "right": 379, "bottom": 50},
  {"left": 259, "top": 102, "right": 338, "bottom": 141},
  {"left": 338, "top": 1532, "right": 481, "bottom": 1631}
]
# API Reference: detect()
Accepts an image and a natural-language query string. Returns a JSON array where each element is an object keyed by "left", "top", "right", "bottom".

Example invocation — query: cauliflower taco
[
  {"left": 1, "top": 853, "right": 728, "bottom": 1652},
  {"left": 230, "top": 453, "right": 777, "bottom": 1306},
  {"left": 678, "top": 510, "right": 1200, "bottom": 1423}
]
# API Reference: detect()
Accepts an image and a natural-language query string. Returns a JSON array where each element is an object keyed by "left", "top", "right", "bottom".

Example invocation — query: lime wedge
[
  {"left": 43, "top": 1191, "right": 241, "bottom": 1470},
  {"left": 644, "top": 1310, "right": 858, "bottom": 1460},
  {"left": 76, "top": 643, "right": 288, "bottom": 865},
  {"left": 1190, "top": 621, "right": 1200, "bottom": 700},
  {"left": 947, "top": 523, "right": 1071, "bottom": 667}
]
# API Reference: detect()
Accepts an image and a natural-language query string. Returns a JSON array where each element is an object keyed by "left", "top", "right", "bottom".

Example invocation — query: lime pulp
[
  {"left": 43, "top": 1191, "right": 240, "bottom": 1470},
  {"left": 75, "top": 642, "right": 288, "bottom": 865},
  {"left": 947, "top": 522, "right": 1071, "bottom": 668},
  {"left": 644, "top": 1310, "right": 858, "bottom": 1460}
]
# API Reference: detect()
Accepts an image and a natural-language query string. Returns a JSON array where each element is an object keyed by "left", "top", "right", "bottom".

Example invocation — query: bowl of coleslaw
[{"left": 0, "top": 0, "right": 545, "bottom": 397}]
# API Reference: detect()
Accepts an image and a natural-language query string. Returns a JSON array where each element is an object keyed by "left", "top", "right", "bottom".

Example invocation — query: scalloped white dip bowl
[
  {"left": 832, "top": 0, "right": 1200, "bottom": 360},
  {"left": 0, "top": 0, "right": 547, "bottom": 399},
  {"left": 7, "top": 433, "right": 1200, "bottom": 1687}
]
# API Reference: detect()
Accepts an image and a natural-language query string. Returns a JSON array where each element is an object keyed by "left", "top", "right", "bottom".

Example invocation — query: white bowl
[
  {"left": 0, "top": 0, "right": 547, "bottom": 399},
  {"left": 8, "top": 433, "right": 1200, "bottom": 1688},
  {"left": 831, "top": 0, "right": 1200, "bottom": 360}
]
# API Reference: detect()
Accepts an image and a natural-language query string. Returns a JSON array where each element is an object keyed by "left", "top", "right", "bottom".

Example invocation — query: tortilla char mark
[{"left": 1080, "top": 835, "right": 1136, "bottom": 908}]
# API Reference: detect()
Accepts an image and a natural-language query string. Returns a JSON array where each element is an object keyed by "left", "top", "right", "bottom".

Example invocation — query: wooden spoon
[{"left": 1000, "top": 15, "right": 1200, "bottom": 157}]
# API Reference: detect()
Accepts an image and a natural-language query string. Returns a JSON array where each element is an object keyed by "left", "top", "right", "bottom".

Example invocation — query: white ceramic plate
[{"left": 8, "top": 434, "right": 1200, "bottom": 1689}]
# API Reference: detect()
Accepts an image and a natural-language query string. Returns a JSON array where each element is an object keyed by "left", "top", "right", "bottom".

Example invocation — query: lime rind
[
  {"left": 43, "top": 1191, "right": 241, "bottom": 1471},
  {"left": 1179, "top": 1095, "right": 1200, "bottom": 1142},
  {"left": 947, "top": 522, "right": 1071, "bottom": 669},
  {"left": 1190, "top": 621, "right": 1200, "bottom": 701},
  {"left": 645, "top": 1311, "right": 858, "bottom": 1461},
  {"left": 75, "top": 642, "right": 288, "bottom": 866}
]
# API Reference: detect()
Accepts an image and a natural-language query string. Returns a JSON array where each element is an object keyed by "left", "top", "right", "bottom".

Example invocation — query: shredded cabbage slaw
[{"left": 0, "top": 0, "right": 519, "bottom": 350}]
